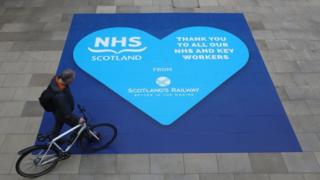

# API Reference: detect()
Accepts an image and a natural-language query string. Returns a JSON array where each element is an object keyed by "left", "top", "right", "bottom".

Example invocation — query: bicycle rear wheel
[
  {"left": 80, "top": 123, "right": 117, "bottom": 153},
  {"left": 15, "top": 145, "right": 59, "bottom": 178}
]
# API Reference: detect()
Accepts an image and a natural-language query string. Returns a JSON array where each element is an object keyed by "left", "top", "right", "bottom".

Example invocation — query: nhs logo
[{"left": 88, "top": 36, "right": 147, "bottom": 54}]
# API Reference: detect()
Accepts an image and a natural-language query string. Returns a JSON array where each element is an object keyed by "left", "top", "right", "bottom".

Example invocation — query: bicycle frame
[
  {"left": 38, "top": 122, "right": 99, "bottom": 165},
  {"left": 36, "top": 105, "right": 100, "bottom": 165}
]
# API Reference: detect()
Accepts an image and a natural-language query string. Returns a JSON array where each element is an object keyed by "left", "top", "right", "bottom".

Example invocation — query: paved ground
[{"left": 0, "top": 0, "right": 320, "bottom": 179}]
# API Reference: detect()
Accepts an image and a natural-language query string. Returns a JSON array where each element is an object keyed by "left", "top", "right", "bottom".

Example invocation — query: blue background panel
[{"left": 37, "top": 13, "right": 301, "bottom": 153}]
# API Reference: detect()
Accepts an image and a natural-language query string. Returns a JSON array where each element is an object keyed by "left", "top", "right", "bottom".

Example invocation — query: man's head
[{"left": 59, "top": 69, "right": 76, "bottom": 85}]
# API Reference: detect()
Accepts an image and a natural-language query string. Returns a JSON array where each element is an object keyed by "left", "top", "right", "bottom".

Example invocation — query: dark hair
[{"left": 60, "top": 69, "right": 75, "bottom": 83}]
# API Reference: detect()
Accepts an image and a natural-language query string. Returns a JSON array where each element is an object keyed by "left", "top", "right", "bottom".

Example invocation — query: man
[{"left": 48, "top": 69, "right": 85, "bottom": 138}]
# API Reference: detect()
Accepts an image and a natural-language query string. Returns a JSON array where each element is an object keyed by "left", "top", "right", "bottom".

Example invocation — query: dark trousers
[{"left": 51, "top": 113, "right": 79, "bottom": 138}]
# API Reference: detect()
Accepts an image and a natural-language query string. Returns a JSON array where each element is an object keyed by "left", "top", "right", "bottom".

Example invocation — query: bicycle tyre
[
  {"left": 15, "top": 145, "right": 59, "bottom": 178},
  {"left": 80, "top": 123, "right": 117, "bottom": 153}
]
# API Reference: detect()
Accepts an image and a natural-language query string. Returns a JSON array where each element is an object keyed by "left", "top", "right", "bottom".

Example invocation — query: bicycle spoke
[{"left": 16, "top": 146, "right": 58, "bottom": 177}]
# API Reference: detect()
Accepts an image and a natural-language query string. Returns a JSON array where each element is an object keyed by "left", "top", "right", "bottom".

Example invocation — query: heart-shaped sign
[{"left": 73, "top": 26, "right": 249, "bottom": 125}]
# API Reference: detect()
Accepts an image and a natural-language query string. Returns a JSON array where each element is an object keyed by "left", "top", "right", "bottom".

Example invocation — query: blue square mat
[{"left": 37, "top": 13, "right": 301, "bottom": 153}]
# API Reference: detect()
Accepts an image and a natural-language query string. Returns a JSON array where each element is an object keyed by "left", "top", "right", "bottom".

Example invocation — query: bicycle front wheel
[
  {"left": 15, "top": 145, "right": 59, "bottom": 178},
  {"left": 80, "top": 123, "right": 117, "bottom": 153}
]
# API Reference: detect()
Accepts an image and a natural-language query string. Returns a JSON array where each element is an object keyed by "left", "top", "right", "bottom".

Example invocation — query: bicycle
[{"left": 15, "top": 104, "right": 117, "bottom": 178}]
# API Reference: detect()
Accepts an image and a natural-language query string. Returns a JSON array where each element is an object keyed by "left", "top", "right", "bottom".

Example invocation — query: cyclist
[{"left": 42, "top": 69, "right": 85, "bottom": 140}]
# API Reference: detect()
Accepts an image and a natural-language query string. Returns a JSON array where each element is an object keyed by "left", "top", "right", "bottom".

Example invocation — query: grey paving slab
[
  {"left": 116, "top": 6, "right": 140, "bottom": 13},
  {"left": 1, "top": 74, "right": 32, "bottom": 87},
  {"left": 275, "top": 86, "right": 290, "bottom": 101},
  {"left": 199, "top": 0, "right": 218, "bottom": 7},
  {"left": 0, "top": 32, "right": 52, "bottom": 42},
  {"left": 199, "top": 173, "right": 234, "bottom": 180},
  {"left": 304, "top": 173, "right": 320, "bottom": 180},
  {"left": 249, "top": 153, "right": 288, "bottom": 173},
  {"left": 130, "top": 174, "right": 163, "bottom": 180},
  {"left": 0, "top": 174, "right": 58, "bottom": 180},
  {"left": 173, "top": 8, "right": 195, "bottom": 13},
  {"left": 273, "top": 61, "right": 300, "bottom": 73},
  {"left": 20, "top": 101, "right": 44, "bottom": 117},
  {"left": 164, "top": 174, "right": 199, "bottom": 180},
  {"left": 115, "top": 0, "right": 134, "bottom": 6},
  {"left": 184, "top": 154, "right": 218, "bottom": 173},
  {"left": 60, "top": 13, "right": 73, "bottom": 22},
  {"left": 79, "top": 155, "right": 116, "bottom": 174},
  {"left": 252, "top": 30, "right": 275, "bottom": 40},
  {"left": 22, "top": 0, "right": 47, "bottom": 8},
  {"left": 21, "top": 62, "right": 55, "bottom": 74},
  {"left": 282, "top": 152, "right": 320, "bottom": 172},
  {"left": 0, "top": 154, "right": 16, "bottom": 174},
  {"left": 298, "top": 61, "right": 320, "bottom": 73},
  {"left": 88, "top": 0, "right": 115, "bottom": 6},
  {"left": 3, "top": 7, "right": 37, "bottom": 16},
  {"left": 285, "top": 86, "right": 318, "bottom": 101},
  {"left": 0, "top": 23, "right": 45, "bottom": 32},
  {"left": 265, "top": 40, "right": 290, "bottom": 50},
  {"left": 173, "top": 0, "right": 199, "bottom": 8},
  {"left": 306, "top": 100, "right": 320, "bottom": 115},
  {"left": 218, "top": 0, "right": 237, "bottom": 6},
  {"left": 313, "top": 152, "right": 320, "bottom": 165},
  {"left": 150, "top": 154, "right": 184, "bottom": 174},
  {"left": 96, "top": 6, "right": 117, "bottom": 13},
  {"left": 24, "top": 117, "right": 41, "bottom": 134},
  {"left": 0, "top": 87, "right": 16, "bottom": 101},
  {"left": 285, "top": 50, "right": 312, "bottom": 62},
  {"left": 269, "top": 173, "right": 305, "bottom": 180},
  {"left": 18, "top": 51, "right": 44, "bottom": 62},
  {"left": 95, "top": 174, "right": 129, "bottom": 180},
  {"left": 269, "top": 73, "right": 296, "bottom": 86},
  {"left": 134, "top": 0, "right": 153, "bottom": 6},
  {"left": 282, "top": 100, "right": 313, "bottom": 116},
  {"left": 0, "top": 75, "right": 5, "bottom": 87},
  {"left": 292, "top": 73, "right": 320, "bottom": 86},
  {"left": 116, "top": 154, "right": 149, "bottom": 174},
  {"left": 234, "top": 174, "right": 269, "bottom": 180},
  {"left": 0, "top": 135, "right": 5, "bottom": 149},
  {"left": 290, "top": 115, "right": 320, "bottom": 133},
  {"left": 11, "top": 40, "right": 65, "bottom": 51},
  {"left": 0, "top": 117, "right": 29, "bottom": 134},
  {"left": 0, "top": 62, "right": 27, "bottom": 74},
  {"left": 28, "top": 73, "right": 53, "bottom": 87},
  {"left": 256, "top": 40, "right": 268, "bottom": 50},
  {"left": 13, "top": 87, "right": 44, "bottom": 101},
  {"left": 0, "top": 101, "right": 25, "bottom": 117},
  {"left": 159, "top": 6, "right": 174, "bottom": 13},
  {"left": 0, "top": 42, "right": 13, "bottom": 52},
  {"left": 288, "top": 40, "right": 320, "bottom": 51},
  {"left": 248, "top": 21, "right": 265, "bottom": 30},
  {"left": 43, "top": 22, "right": 70, "bottom": 32},
  {"left": 50, "top": 31, "right": 67, "bottom": 40},
  {"left": 0, "top": 134, "right": 35, "bottom": 153},
  {"left": 50, "top": 155, "right": 81, "bottom": 174},
  {"left": 296, "top": 133, "right": 320, "bottom": 152},
  {"left": 152, "top": 0, "right": 172, "bottom": 6},
  {"left": 43, "top": 51, "right": 62, "bottom": 62},
  {"left": 217, "top": 153, "right": 252, "bottom": 173},
  {"left": 59, "top": 174, "right": 94, "bottom": 180},
  {"left": 139, "top": 6, "right": 160, "bottom": 13}
]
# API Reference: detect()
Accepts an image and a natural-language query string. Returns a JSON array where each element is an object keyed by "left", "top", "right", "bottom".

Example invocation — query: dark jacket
[{"left": 49, "top": 76, "right": 79, "bottom": 123}]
